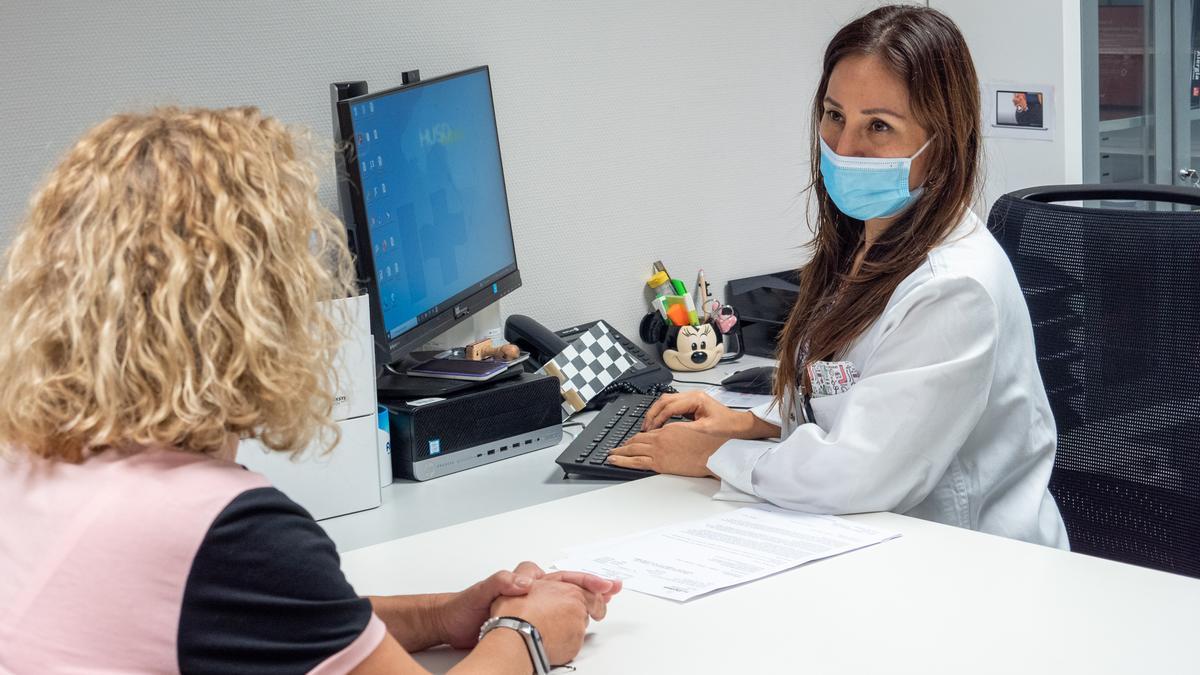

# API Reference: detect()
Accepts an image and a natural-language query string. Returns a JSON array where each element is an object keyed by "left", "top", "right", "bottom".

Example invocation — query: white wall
[
  {"left": 0, "top": 1, "right": 1085, "bottom": 343},
  {"left": 932, "top": 0, "right": 1084, "bottom": 215},
  {"left": 0, "top": 0, "right": 887, "bottom": 342}
]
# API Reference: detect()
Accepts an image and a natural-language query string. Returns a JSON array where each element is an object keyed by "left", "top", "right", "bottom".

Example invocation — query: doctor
[{"left": 609, "top": 5, "right": 1068, "bottom": 549}]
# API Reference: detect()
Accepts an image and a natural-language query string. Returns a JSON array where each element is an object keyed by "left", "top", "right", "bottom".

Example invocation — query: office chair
[{"left": 988, "top": 184, "right": 1200, "bottom": 578}]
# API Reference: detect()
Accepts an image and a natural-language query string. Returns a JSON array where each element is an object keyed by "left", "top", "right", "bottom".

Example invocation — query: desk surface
[
  {"left": 340, "top": 474, "right": 1200, "bottom": 674},
  {"left": 320, "top": 356, "right": 774, "bottom": 552}
]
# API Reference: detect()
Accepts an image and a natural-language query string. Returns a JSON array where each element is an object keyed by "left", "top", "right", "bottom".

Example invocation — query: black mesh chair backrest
[{"left": 988, "top": 184, "right": 1200, "bottom": 578}]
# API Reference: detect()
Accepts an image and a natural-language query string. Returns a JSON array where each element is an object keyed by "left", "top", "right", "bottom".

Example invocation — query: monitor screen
[{"left": 344, "top": 67, "right": 518, "bottom": 344}]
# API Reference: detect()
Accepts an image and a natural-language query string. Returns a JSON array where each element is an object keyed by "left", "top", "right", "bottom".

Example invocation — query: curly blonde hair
[{"left": 0, "top": 107, "right": 356, "bottom": 462}]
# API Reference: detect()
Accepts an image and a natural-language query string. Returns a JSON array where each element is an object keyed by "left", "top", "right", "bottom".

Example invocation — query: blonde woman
[{"left": 0, "top": 107, "right": 619, "bottom": 674}]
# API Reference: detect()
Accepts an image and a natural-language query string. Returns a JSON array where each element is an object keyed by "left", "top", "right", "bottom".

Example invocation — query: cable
[
  {"left": 559, "top": 421, "right": 585, "bottom": 443},
  {"left": 670, "top": 378, "right": 724, "bottom": 387},
  {"left": 592, "top": 379, "right": 674, "bottom": 401}
]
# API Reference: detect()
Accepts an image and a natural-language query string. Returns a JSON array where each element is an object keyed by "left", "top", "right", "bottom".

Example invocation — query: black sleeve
[{"left": 178, "top": 487, "right": 374, "bottom": 675}]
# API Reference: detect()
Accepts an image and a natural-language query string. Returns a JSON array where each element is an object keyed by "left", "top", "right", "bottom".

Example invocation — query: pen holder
[{"left": 638, "top": 312, "right": 728, "bottom": 372}]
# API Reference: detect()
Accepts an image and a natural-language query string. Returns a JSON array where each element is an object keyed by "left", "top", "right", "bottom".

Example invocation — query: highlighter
[
  {"left": 681, "top": 291, "right": 699, "bottom": 325},
  {"left": 647, "top": 271, "right": 675, "bottom": 298},
  {"left": 652, "top": 296, "right": 670, "bottom": 320},
  {"left": 665, "top": 302, "right": 690, "bottom": 327}
]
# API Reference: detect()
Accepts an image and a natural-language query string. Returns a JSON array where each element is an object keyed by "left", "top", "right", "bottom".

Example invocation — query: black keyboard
[{"left": 555, "top": 393, "right": 683, "bottom": 480}]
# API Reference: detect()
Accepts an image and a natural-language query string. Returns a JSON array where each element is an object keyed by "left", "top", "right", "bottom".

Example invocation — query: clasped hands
[{"left": 410, "top": 560, "right": 620, "bottom": 666}]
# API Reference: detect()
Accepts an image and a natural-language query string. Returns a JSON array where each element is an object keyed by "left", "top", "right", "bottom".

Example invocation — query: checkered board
[{"left": 538, "top": 321, "right": 638, "bottom": 418}]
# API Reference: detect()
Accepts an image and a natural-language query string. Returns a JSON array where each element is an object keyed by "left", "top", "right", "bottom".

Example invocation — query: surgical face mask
[{"left": 818, "top": 136, "right": 934, "bottom": 221}]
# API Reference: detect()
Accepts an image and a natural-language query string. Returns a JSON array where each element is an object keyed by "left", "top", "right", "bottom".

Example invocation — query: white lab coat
[{"left": 708, "top": 210, "right": 1069, "bottom": 549}]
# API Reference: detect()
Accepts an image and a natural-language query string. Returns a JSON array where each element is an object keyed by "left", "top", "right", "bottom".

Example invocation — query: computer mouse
[{"left": 720, "top": 366, "right": 776, "bottom": 395}]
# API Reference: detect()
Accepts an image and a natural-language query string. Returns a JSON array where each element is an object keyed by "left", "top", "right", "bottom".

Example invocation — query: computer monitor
[{"left": 335, "top": 66, "right": 521, "bottom": 368}]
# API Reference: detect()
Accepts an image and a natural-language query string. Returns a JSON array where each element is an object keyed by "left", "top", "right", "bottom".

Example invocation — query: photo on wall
[
  {"left": 982, "top": 82, "right": 1055, "bottom": 141},
  {"left": 995, "top": 90, "right": 1046, "bottom": 129}
]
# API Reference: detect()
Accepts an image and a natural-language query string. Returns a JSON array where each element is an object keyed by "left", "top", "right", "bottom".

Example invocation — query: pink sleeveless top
[{"left": 0, "top": 448, "right": 385, "bottom": 674}]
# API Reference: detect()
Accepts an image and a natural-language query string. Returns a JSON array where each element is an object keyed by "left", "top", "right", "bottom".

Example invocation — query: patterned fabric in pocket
[{"left": 806, "top": 360, "right": 860, "bottom": 398}]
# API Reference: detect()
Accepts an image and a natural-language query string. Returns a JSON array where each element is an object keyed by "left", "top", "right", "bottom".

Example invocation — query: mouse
[{"left": 720, "top": 366, "right": 776, "bottom": 395}]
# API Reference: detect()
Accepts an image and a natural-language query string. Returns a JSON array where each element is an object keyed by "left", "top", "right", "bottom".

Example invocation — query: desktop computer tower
[{"left": 385, "top": 373, "right": 563, "bottom": 481}]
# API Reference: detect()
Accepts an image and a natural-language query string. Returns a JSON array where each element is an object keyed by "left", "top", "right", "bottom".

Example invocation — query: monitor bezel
[{"left": 335, "top": 65, "right": 522, "bottom": 368}]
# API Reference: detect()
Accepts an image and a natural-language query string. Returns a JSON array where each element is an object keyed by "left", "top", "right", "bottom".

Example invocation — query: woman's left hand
[
  {"left": 437, "top": 561, "right": 620, "bottom": 649},
  {"left": 608, "top": 422, "right": 726, "bottom": 477}
]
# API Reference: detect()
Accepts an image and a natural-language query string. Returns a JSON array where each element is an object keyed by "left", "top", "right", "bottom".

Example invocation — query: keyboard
[{"left": 555, "top": 393, "right": 683, "bottom": 480}]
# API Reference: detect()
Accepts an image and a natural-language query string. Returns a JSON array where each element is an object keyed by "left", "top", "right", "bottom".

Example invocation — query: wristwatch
[{"left": 478, "top": 615, "right": 551, "bottom": 674}]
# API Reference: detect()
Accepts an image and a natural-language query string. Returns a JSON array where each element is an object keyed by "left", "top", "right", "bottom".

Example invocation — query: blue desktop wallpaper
[{"left": 349, "top": 69, "right": 516, "bottom": 338}]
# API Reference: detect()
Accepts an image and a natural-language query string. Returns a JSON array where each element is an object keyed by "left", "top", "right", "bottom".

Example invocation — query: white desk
[
  {"left": 320, "top": 355, "right": 775, "bottom": 552},
  {"left": 340, "top": 474, "right": 1200, "bottom": 674}
]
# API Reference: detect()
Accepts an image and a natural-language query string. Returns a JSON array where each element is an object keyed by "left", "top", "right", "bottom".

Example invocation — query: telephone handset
[{"left": 504, "top": 314, "right": 674, "bottom": 410}]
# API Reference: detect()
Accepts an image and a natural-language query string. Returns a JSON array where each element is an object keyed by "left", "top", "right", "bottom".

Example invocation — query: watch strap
[{"left": 479, "top": 615, "right": 552, "bottom": 674}]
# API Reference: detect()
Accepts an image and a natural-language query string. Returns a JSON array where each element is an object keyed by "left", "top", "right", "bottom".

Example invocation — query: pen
[{"left": 694, "top": 269, "right": 713, "bottom": 320}]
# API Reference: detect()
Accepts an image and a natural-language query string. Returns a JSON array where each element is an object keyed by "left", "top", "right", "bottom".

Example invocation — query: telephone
[{"left": 504, "top": 314, "right": 674, "bottom": 410}]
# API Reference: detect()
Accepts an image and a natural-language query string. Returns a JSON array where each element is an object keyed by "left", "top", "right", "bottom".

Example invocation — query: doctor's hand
[
  {"left": 642, "top": 391, "right": 765, "bottom": 440},
  {"left": 643, "top": 389, "right": 744, "bottom": 437},
  {"left": 609, "top": 422, "right": 726, "bottom": 476}
]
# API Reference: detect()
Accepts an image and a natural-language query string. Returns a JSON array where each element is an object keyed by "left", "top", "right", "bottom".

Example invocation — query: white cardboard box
[
  {"left": 330, "top": 294, "right": 377, "bottom": 423},
  {"left": 237, "top": 295, "right": 381, "bottom": 520}
]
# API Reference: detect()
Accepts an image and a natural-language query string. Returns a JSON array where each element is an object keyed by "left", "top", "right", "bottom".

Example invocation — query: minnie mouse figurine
[{"left": 639, "top": 312, "right": 739, "bottom": 372}]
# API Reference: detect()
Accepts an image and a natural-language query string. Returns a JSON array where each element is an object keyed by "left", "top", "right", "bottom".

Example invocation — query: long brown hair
[{"left": 774, "top": 5, "right": 982, "bottom": 408}]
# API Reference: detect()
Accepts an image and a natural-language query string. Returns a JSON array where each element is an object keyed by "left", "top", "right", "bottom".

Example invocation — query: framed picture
[
  {"left": 983, "top": 83, "right": 1055, "bottom": 140},
  {"left": 995, "top": 90, "right": 1046, "bottom": 129}
]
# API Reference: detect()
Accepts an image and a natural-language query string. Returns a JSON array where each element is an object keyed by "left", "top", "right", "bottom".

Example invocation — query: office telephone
[{"left": 504, "top": 314, "right": 674, "bottom": 410}]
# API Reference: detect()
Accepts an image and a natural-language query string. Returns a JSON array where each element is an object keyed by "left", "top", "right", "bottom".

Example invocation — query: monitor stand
[{"left": 377, "top": 361, "right": 525, "bottom": 401}]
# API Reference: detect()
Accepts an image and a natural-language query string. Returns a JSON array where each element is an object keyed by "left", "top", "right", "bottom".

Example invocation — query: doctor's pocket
[{"left": 804, "top": 360, "right": 861, "bottom": 429}]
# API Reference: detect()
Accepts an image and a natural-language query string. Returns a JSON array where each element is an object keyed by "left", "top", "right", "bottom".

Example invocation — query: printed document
[
  {"left": 553, "top": 506, "right": 900, "bottom": 601},
  {"left": 704, "top": 385, "right": 774, "bottom": 410}
]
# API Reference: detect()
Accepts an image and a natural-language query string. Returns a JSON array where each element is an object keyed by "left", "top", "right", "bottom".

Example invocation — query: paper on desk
[
  {"left": 552, "top": 505, "right": 900, "bottom": 602},
  {"left": 704, "top": 385, "right": 774, "bottom": 410}
]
